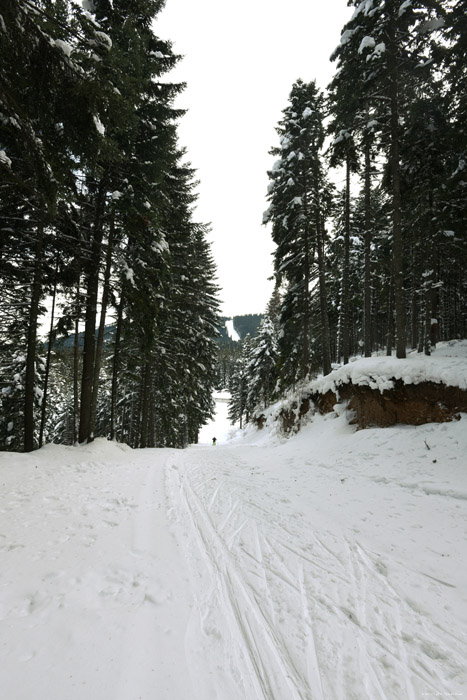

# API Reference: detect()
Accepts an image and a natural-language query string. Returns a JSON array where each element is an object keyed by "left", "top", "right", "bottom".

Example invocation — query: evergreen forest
[
  {"left": 1, "top": 0, "right": 466, "bottom": 449},
  {"left": 229, "top": 0, "right": 466, "bottom": 428},
  {"left": 0, "top": 0, "right": 220, "bottom": 451}
]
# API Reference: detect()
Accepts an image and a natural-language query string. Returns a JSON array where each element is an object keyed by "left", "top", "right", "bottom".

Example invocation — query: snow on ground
[
  {"left": 1, "top": 389, "right": 467, "bottom": 697},
  {"left": 311, "top": 339, "right": 467, "bottom": 394}
]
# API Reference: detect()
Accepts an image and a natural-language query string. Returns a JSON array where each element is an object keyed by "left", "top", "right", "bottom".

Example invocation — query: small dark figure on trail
[{"left": 212, "top": 437, "right": 217, "bottom": 446}]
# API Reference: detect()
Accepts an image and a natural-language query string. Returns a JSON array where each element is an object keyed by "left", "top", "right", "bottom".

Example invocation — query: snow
[
  {"left": 225, "top": 318, "right": 240, "bottom": 342},
  {"left": 94, "top": 31, "right": 112, "bottom": 50},
  {"left": 340, "top": 28, "right": 356, "bottom": 46},
  {"left": 398, "top": 0, "right": 412, "bottom": 17},
  {"left": 366, "top": 118, "right": 379, "bottom": 131},
  {"left": 1, "top": 349, "right": 467, "bottom": 698},
  {"left": 352, "top": 0, "right": 375, "bottom": 21},
  {"left": 332, "top": 129, "right": 351, "bottom": 146},
  {"left": 372, "top": 41, "right": 386, "bottom": 57},
  {"left": 93, "top": 115, "right": 105, "bottom": 136},
  {"left": 308, "top": 340, "right": 467, "bottom": 395},
  {"left": 271, "top": 158, "right": 283, "bottom": 172},
  {"left": 198, "top": 391, "right": 237, "bottom": 445},
  {"left": 302, "top": 107, "right": 312, "bottom": 118},
  {"left": 54, "top": 39, "right": 73, "bottom": 57},
  {"left": 358, "top": 36, "right": 376, "bottom": 54},
  {"left": 0, "top": 149, "right": 12, "bottom": 168},
  {"left": 122, "top": 261, "right": 135, "bottom": 286}
]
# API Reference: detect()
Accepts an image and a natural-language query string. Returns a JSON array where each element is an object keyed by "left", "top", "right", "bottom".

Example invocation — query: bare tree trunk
[
  {"left": 73, "top": 299, "right": 80, "bottom": 445},
  {"left": 430, "top": 246, "right": 439, "bottom": 349},
  {"left": 316, "top": 217, "right": 332, "bottom": 376},
  {"left": 79, "top": 177, "right": 107, "bottom": 443},
  {"left": 39, "top": 256, "right": 59, "bottom": 447},
  {"left": 89, "top": 211, "right": 115, "bottom": 437},
  {"left": 388, "top": 13, "right": 406, "bottom": 359},
  {"left": 148, "top": 380, "right": 156, "bottom": 448},
  {"left": 140, "top": 362, "right": 151, "bottom": 448},
  {"left": 24, "top": 225, "right": 44, "bottom": 452},
  {"left": 363, "top": 143, "right": 372, "bottom": 357},
  {"left": 110, "top": 287, "right": 124, "bottom": 441},
  {"left": 424, "top": 189, "right": 437, "bottom": 356},
  {"left": 386, "top": 273, "right": 394, "bottom": 356},
  {"left": 342, "top": 154, "right": 351, "bottom": 365},
  {"left": 301, "top": 187, "right": 312, "bottom": 379}
]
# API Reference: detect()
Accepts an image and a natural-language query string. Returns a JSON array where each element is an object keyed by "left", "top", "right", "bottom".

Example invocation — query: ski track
[{"left": 167, "top": 444, "right": 467, "bottom": 700}]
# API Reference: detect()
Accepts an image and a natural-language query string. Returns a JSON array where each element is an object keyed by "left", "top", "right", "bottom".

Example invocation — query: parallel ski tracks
[{"left": 167, "top": 449, "right": 466, "bottom": 699}]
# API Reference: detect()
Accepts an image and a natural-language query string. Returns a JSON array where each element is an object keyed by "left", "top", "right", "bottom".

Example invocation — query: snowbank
[
  {"left": 251, "top": 340, "right": 467, "bottom": 436},
  {"left": 310, "top": 340, "right": 467, "bottom": 395}
]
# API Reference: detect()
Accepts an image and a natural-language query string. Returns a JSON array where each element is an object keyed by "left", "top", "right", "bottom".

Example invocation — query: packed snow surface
[{"left": 1, "top": 396, "right": 466, "bottom": 697}]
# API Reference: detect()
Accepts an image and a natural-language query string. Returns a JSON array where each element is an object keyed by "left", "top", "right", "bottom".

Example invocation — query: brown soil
[{"left": 312, "top": 380, "right": 467, "bottom": 429}]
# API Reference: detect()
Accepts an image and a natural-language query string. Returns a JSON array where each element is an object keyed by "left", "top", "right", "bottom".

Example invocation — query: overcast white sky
[{"left": 155, "top": 0, "right": 353, "bottom": 318}]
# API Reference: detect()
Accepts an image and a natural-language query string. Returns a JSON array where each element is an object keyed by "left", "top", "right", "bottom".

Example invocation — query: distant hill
[
  {"left": 219, "top": 314, "right": 263, "bottom": 346},
  {"left": 232, "top": 314, "right": 263, "bottom": 339},
  {"left": 53, "top": 316, "right": 264, "bottom": 351},
  {"left": 53, "top": 325, "right": 116, "bottom": 350}
]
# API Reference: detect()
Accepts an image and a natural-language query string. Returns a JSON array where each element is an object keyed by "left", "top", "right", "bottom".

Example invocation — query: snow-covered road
[{"left": 1, "top": 412, "right": 466, "bottom": 699}]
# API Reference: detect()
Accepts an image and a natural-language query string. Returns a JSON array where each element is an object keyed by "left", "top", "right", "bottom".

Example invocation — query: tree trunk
[
  {"left": 24, "top": 225, "right": 44, "bottom": 452},
  {"left": 363, "top": 143, "right": 372, "bottom": 357},
  {"left": 148, "top": 380, "right": 156, "bottom": 448},
  {"left": 342, "top": 154, "right": 351, "bottom": 364},
  {"left": 110, "top": 287, "right": 124, "bottom": 441},
  {"left": 316, "top": 216, "right": 332, "bottom": 376},
  {"left": 39, "top": 256, "right": 59, "bottom": 447},
  {"left": 388, "top": 13, "right": 406, "bottom": 358},
  {"left": 140, "top": 362, "right": 151, "bottom": 448},
  {"left": 386, "top": 272, "right": 394, "bottom": 356},
  {"left": 301, "top": 187, "right": 312, "bottom": 379},
  {"left": 424, "top": 189, "right": 436, "bottom": 356},
  {"left": 89, "top": 210, "right": 115, "bottom": 437},
  {"left": 79, "top": 177, "right": 107, "bottom": 443}
]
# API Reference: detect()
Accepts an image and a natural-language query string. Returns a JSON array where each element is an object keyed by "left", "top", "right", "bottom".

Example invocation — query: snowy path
[
  {"left": 0, "top": 442, "right": 193, "bottom": 700},
  {"left": 167, "top": 430, "right": 467, "bottom": 699},
  {"left": 1, "top": 413, "right": 466, "bottom": 698}
]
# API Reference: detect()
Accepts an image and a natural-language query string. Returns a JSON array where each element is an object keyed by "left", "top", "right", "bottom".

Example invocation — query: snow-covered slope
[
  {"left": 311, "top": 339, "right": 467, "bottom": 394},
  {"left": 253, "top": 339, "right": 467, "bottom": 434},
  {"left": 1, "top": 398, "right": 466, "bottom": 697},
  {"left": 225, "top": 318, "right": 240, "bottom": 342}
]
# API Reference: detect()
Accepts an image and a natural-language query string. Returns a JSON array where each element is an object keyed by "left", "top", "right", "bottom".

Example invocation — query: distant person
[{"left": 212, "top": 437, "right": 217, "bottom": 446}]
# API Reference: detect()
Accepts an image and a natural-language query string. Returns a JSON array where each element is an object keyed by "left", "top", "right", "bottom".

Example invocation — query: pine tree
[
  {"left": 264, "top": 80, "right": 333, "bottom": 386},
  {"left": 331, "top": 0, "right": 447, "bottom": 358},
  {"left": 228, "top": 335, "right": 252, "bottom": 429},
  {"left": 246, "top": 316, "right": 279, "bottom": 411}
]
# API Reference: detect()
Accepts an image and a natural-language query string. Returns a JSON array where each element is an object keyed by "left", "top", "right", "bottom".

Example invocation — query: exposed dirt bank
[
  {"left": 271, "top": 381, "right": 467, "bottom": 432},
  {"left": 314, "top": 380, "right": 467, "bottom": 428}
]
